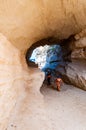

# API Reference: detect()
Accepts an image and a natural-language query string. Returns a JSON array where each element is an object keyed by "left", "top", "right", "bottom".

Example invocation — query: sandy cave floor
[{"left": 41, "top": 83, "right": 86, "bottom": 130}]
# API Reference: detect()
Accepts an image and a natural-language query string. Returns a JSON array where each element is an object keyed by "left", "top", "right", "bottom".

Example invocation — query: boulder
[{"left": 63, "top": 60, "right": 86, "bottom": 90}]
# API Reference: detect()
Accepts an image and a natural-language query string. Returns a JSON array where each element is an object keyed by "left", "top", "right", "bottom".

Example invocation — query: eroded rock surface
[
  {"left": 0, "top": 0, "right": 86, "bottom": 130},
  {"left": 0, "top": 0, "right": 86, "bottom": 51},
  {"left": 64, "top": 60, "right": 86, "bottom": 90},
  {"left": 0, "top": 34, "right": 52, "bottom": 130},
  {"left": 62, "top": 36, "right": 86, "bottom": 90}
]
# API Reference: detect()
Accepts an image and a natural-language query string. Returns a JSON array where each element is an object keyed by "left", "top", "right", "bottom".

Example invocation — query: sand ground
[{"left": 41, "top": 83, "right": 86, "bottom": 130}]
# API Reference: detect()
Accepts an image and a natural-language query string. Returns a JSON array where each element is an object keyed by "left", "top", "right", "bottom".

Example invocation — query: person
[
  {"left": 46, "top": 70, "right": 51, "bottom": 85},
  {"left": 55, "top": 75, "right": 63, "bottom": 91}
]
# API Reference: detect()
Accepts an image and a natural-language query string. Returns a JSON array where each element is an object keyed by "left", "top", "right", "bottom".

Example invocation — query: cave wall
[
  {"left": 64, "top": 31, "right": 86, "bottom": 90},
  {"left": 56, "top": 29, "right": 86, "bottom": 90},
  {"left": 0, "top": 34, "right": 50, "bottom": 130},
  {"left": 0, "top": 0, "right": 86, "bottom": 130},
  {"left": 0, "top": 0, "right": 86, "bottom": 51}
]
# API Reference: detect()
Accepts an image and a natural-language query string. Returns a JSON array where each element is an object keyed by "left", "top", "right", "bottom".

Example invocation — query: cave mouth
[
  {"left": 26, "top": 36, "right": 72, "bottom": 69},
  {"left": 28, "top": 44, "right": 63, "bottom": 71},
  {"left": 26, "top": 37, "right": 72, "bottom": 89}
]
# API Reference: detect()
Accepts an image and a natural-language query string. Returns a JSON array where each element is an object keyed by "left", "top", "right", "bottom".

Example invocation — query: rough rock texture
[
  {"left": 64, "top": 60, "right": 86, "bottom": 90},
  {"left": 71, "top": 48, "right": 86, "bottom": 59},
  {"left": 70, "top": 37, "right": 86, "bottom": 59},
  {"left": 60, "top": 36, "right": 86, "bottom": 90},
  {"left": 0, "top": 0, "right": 86, "bottom": 130}
]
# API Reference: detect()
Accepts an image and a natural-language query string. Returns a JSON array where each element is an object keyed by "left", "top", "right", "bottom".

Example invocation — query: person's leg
[
  {"left": 48, "top": 78, "right": 51, "bottom": 85},
  {"left": 47, "top": 78, "right": 50, "bottom": 85},
  {"left": 57, "top": 82, "right": 60, "bottom": 91}
]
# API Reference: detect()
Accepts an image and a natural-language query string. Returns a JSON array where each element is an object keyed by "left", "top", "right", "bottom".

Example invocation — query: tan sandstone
[{"left": 0, "top": 0, "right": 86, "bottom": 130}]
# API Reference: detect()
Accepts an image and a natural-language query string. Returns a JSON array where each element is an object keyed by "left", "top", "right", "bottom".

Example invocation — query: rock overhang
[{"left": 0, "top": 0, "right": 86, "bottom": 51}]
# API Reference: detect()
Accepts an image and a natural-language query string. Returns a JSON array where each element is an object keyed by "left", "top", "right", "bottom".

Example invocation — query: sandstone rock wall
[
  {"left": 61, "top": 31, "right": 86, "bottom": 90},
  {"left": 0, "top": 0, "right": 86, "bottom": 130},
  {"left": 0, "top": 0, "right": 86, "bottom": 51},
  {"left": 0, "top": 34, "right": 51, "bottom": 130}
]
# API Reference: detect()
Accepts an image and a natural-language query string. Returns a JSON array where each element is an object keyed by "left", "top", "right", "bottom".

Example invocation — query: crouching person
[{"left": 56, "top": 76, "right": 63, "bottom": 91}]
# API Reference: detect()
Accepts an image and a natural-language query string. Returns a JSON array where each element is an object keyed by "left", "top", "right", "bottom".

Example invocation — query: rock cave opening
[
  {"left": 0, "top": 1, "right": 86, "bottom": 130},
  {"left": 26, "top": 35, "right": 86, "bottom": 92},
  {"left": 26, "top": 37, "right": 73, "bottom": 92}
]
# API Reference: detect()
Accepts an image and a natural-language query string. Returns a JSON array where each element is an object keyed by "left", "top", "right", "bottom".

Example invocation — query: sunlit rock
[{"left": 0, "top": 0, "right": 86, "bottom": 130}]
